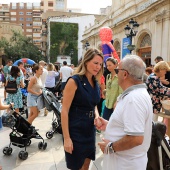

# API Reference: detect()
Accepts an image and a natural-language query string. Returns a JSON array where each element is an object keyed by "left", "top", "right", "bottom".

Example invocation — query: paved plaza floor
[{"left": 0, "top": 87, "right": 104, "bottom": 170}]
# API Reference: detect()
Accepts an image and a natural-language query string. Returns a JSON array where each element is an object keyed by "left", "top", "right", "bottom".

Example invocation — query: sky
[{"left": 4, "top": 0, "right": 112, "bottom": 14}]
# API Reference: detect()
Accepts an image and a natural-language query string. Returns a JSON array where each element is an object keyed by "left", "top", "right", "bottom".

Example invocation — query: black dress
[{"left": 65, "top": 75, "right": 100, "bottom": 170}]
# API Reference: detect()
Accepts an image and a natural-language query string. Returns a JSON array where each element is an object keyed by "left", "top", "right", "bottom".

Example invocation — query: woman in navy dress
[{"left": 61, "top": 48, "right": 104, "bottom": 170}]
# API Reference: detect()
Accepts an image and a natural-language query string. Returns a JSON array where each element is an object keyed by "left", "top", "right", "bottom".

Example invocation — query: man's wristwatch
[{"left": 109, "top": 142, "right": 115, "bottom": 152}]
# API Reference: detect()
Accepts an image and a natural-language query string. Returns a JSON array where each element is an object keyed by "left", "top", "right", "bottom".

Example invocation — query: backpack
[{"left": 5, "top": 78, "right": 18, "bottom": 94}]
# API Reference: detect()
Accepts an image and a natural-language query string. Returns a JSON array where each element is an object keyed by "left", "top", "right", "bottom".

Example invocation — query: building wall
[
  {"left": 82, "top": 0, "right": 170, "bottom": 65},
  {"left": 9, "top": 2, "right": 42, "bottom": 49}
]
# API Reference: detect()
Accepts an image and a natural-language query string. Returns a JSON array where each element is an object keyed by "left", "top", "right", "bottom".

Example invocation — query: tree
[
  {"left": 0, "top": 30, "right": 44, "bottom": 62},
  {"left": 50, "top": 22, "right": 78, "bottom": 64}
]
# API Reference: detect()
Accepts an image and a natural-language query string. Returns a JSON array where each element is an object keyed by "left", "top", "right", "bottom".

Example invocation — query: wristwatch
[{"left": 109, "top": 142, "right": 115, "bottom": 152}]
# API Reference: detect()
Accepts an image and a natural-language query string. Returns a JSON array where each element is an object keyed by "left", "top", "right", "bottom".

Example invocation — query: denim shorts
[{"left": 27, "top": 93, "right": 39, "bottom": 107}]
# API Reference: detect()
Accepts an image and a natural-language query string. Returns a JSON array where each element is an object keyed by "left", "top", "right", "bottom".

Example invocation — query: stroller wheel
[
  {"left": 27, "top": 140, "right": 31, "bottom": 146},
  {"left": 3, "top": 147, "right": 12, "bottom": 155},
  {"left": 18, "top": 151, "right": 24, "bottom": 159},
  {"left": 43, "top": 142, "right": 47, "bottom": 150},
  {"left": 46, "top": 132, "right": 53, "bottom": 139},
  {"left": 38, "top": 142, "right": 43, "bottom": 149},
  {"left": 7, "top": 147, "right": 13, "bottom": 155},
  {"left": 18, "top": 151, "right": 28, "bottom": 160}
]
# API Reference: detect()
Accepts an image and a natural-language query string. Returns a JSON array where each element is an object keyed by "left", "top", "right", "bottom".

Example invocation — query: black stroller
[
  {"left": 2, "top": 110, "right": 47, "bottom": 160},
  {"left": 42, "top": 88, "right": 62, "bottom": 139},
  {"left": 147, "top": 122, "right": 170, "bottom": 170}
]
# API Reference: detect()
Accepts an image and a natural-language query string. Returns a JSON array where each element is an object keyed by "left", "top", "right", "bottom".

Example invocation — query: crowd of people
[{"left": 0, "top": 50, "right": 170, "bottom": 170}]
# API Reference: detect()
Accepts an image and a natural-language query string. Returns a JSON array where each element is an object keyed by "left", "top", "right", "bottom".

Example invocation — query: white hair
[{"left": 121, "top": 55, "right": 146, "bottom": 81}]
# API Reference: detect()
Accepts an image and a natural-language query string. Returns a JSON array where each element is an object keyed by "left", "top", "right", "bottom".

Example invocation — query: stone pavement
[{"left": 0, "top": 87, "right": 104, "bottom": 170}]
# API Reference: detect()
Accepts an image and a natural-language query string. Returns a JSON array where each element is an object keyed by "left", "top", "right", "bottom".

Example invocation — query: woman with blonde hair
[
  {"left": 61, "top": 48, "right": 103, "bottom": 170},
  {"left": 45, "top": 63, "right": 59, "bottom": 93},
  {"left": 146, "top": 61, "right": 170, "bottom": 121}
]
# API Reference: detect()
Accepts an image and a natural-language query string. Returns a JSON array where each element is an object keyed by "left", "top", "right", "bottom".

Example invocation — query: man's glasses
[{"left": 114, "top": 68, "right": 129, "bottom": 74}]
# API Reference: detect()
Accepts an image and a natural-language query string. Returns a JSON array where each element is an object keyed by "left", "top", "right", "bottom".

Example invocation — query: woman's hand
[
  {"left": 37, "top": 89, "right": 42, "bottom": 96},
  {"left": 94, "top": 117, "right": 108, "bottom": 131},
  {"left": 64, "top": 138, "right": 73, "bottom": 154}
]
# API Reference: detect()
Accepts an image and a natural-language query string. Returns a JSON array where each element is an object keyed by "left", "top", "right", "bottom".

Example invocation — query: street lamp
[
  {"left": 84, "top": 41, "right": 90, "bottom": 51},
  {"left": 124, "top": 18, "right": 139, "bottom": 53}
]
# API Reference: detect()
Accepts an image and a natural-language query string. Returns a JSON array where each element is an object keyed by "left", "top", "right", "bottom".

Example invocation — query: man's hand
[{"left": 98, "top": 138, "right": 110, "bottom": 153}]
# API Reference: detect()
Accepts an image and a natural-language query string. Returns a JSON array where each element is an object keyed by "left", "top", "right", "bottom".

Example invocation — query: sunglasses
[{"left": 114, "top": 68, "right": 129, "bottom": 74}]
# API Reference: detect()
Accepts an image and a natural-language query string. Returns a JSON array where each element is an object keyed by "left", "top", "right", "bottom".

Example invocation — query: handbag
[
  {"left": 5, "top": 78, "right": 18, "bottom": 94},
  {"left": 102, "top": 143, "right": 115, "bottom": 170}
]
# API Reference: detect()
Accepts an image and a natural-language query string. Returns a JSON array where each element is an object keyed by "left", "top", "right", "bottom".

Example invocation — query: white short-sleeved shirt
[
  {"left": 60, "top": 66, "right": 73, "bottom": 82},
  {"left": 104, "top": 84, "right": 153, "bottom": 170},
  {"left": 40, "top": 68, "right": 48, "bottom": 87}
]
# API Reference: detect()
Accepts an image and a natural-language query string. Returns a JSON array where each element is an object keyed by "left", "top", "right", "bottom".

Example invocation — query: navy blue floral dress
[
  {"left": 6, "top": 75, "right": 23, "bottom": 109},
  {"left": 146, "top": 73, "right": 170, "bottom": 114},
  {"left": 65, "top": 75, "right": 100, "bottom": 170}
]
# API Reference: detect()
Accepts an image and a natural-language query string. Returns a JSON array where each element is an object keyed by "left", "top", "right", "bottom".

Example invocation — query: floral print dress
[
  {"left": 146, "top": 73, "right": 170, "bottom": 114},
  {"left": 6, "top": 75, "right": 23, "bottom": 109}
]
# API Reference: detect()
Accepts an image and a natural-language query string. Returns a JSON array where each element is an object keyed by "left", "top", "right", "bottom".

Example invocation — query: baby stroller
[
  {"left": 19, "top": 79, "right": 29, "bottom": 118},
  {"left": 42, "top": 88, "right": 62, "bottom": 139},
  {"left": 2, "top": 110, "right": 47, "bottom": 160},
  {"left": 147, "top": 122, "right": 170, "bottom": 170}
]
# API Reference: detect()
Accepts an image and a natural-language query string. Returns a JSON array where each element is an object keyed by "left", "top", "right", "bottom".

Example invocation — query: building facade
[
  {"left": 0, "top": 4, "right": 10, "bottom": 23},
  {"left": 82, "top": 0, "right": 170, "bottom": 65},
  {"left": 40, "top": 0, "right": 67, "bottom": 12},
  {"left": 9, "top": 2, "right": 42, "bottom": 49}
]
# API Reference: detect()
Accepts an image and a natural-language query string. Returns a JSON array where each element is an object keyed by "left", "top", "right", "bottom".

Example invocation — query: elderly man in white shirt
[{"left": 96, "top": 55, "right": 153, "bottom": 170}]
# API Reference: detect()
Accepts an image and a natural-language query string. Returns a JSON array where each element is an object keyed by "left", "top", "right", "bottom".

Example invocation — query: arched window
[
  {"left": 140, "top": 34, "right": 151, "bottom": 47},
  {"left": 138, "top": 34, "right": 152, "bottom": 67}
]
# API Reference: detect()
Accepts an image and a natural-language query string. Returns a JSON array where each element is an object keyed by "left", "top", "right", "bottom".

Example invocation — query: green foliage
[
  {"left": 0, "top": 30, "right": 44, "bottom": 62},
  {"left": 50, "top": 22, "right": 78, "bottom": 64}
]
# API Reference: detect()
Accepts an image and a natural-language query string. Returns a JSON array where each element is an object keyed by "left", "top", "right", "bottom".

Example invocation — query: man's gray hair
[{"left": 121, "top": 55, "right": 146, "bottom": 81}]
